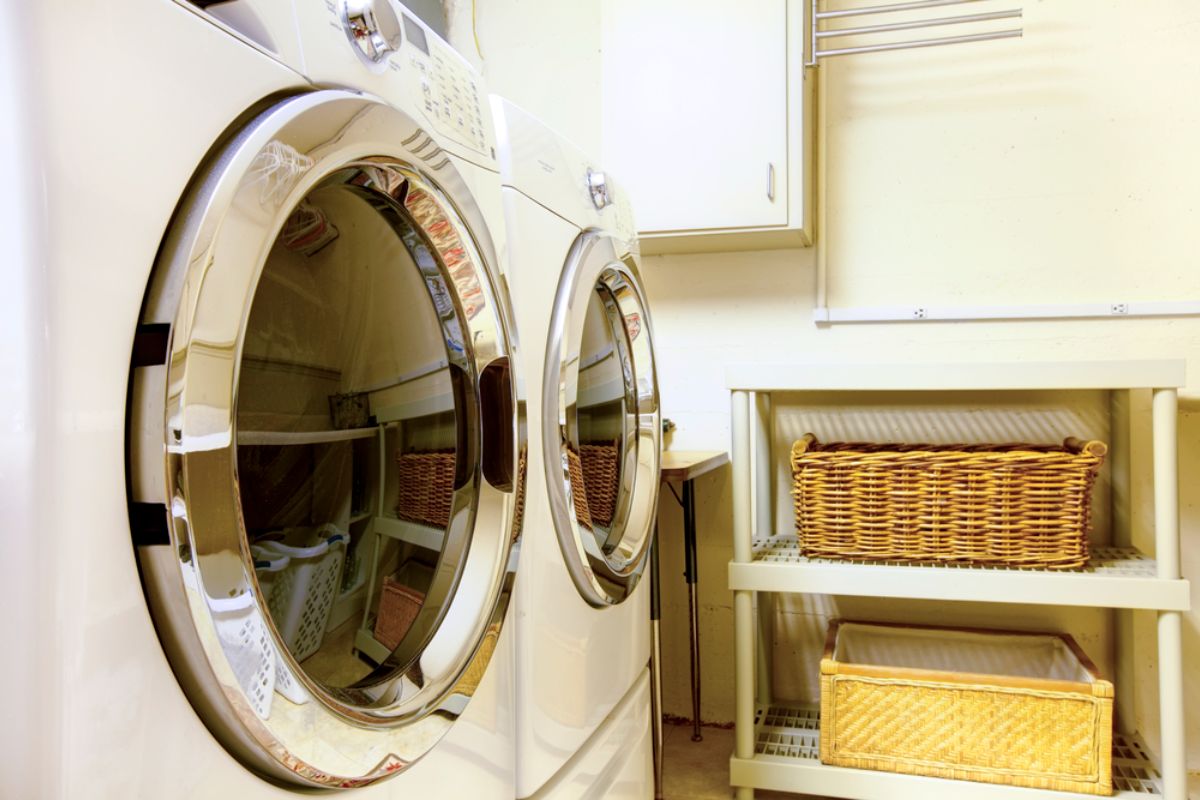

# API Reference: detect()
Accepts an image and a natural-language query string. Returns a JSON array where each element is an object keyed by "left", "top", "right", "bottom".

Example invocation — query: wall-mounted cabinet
[{"left": 601, "top": 0, "right": 812, "bottom": 254}]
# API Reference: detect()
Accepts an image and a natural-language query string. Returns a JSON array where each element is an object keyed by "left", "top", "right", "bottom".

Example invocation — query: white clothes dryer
[
  {"left": 491, "top": 97, "right": 662, "bottom": 799},
  {"left": 2, "top": 2, "right": 522, "bottom": 797}
]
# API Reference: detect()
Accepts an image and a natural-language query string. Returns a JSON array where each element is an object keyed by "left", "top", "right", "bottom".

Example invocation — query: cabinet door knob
[{"left": 767, "top": 163, "right": 776, "bottom": 202}]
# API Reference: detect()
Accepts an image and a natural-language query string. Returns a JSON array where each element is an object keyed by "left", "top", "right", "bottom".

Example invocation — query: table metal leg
[
  {"left": 649, "top": 525, "right": 664, "bottom": 799},
  {"left": 682, "top": 478, "right": 702, "bottom": 742}
]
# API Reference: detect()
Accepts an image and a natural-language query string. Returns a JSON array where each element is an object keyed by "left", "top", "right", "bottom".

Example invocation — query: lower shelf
[
  {"left": 728, "top": 535, "right": 1190, "bottom": 611},
  {"left": 375, "top": 515, "right": 445, "bottom": 551},
  {"left": 730, "top": 704, "right": 1164, "bottom": 799}
]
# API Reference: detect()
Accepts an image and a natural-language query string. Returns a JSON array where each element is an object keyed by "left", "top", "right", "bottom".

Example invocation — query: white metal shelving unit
[{"left": 727, "top": 360, "right": 1190, "bottom": 800}]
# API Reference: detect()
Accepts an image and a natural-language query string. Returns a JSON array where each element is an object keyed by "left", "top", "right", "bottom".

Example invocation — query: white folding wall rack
[{"left": 726, "top": 359, "right": 1190, "bottom": 800}]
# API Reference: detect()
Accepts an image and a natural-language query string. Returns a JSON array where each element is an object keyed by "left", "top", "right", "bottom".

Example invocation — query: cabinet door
[{"left": 601, "top": 1, "right": 789, "bottom": 233}]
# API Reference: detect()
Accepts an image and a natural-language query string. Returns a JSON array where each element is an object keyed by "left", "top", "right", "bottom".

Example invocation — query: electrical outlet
[
  {"left": 912, "top": 308, "right": 927, "bottom": 319},
  {"left": 1111, "top": 303, "right": 1129, "bottom": 315}
]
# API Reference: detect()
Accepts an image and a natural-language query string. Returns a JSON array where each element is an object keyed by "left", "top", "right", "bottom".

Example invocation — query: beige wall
[
  {"left": 473, "top": 0, "right": 603, "bottom": 157},
  {"left": 470, "top": 0, "right": 1200, "bottom": 775}
]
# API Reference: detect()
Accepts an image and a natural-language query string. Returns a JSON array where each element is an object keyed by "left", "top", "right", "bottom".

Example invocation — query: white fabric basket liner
[{"left": 833, "top": 623, "right": 1094, "bottom": 684}]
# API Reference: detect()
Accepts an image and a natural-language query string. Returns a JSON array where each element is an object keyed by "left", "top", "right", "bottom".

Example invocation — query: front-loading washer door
[
  {"left": 126, "top": 90, "right": 523, "bottom": 789},
  {"left": 544, "top": 231, "right": 661, "bottom": 607}
]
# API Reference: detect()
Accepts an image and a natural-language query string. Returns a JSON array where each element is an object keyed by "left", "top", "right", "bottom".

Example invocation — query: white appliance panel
[
  {"left": 527, "top": 669, "right": 654, "bottom": 800},
  {"left": 497, "top": 165, "right": 652, "bottom": 797},
  {"left": 6, "top": 1, "right": 517, "bottom": 797}
]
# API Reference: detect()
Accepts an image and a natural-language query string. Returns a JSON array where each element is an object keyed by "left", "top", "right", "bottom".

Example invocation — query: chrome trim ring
[
  {"left": 130, "top": 90, "right": 523, "bottom": 788},
  {"left": 543, "top": 231, "right": 661, "bottom": 607}
]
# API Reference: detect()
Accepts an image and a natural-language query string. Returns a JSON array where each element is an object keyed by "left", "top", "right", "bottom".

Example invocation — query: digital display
[{"left": 403, "top": 14, "right": 429, "bottom": 55}]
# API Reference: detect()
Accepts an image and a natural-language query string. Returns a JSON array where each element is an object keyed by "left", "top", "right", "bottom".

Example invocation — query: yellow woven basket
[
  {"left": 791, "top": 434, "right": 1107, "bottom": 568},
  {"left": 820, "top": 620, "right": 1114, "bottom": 795}
]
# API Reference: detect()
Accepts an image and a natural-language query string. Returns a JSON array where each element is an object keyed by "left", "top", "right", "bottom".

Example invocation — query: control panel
[
  {"left": 320, "top": 0, "right": 490, "bottom": 157},
  {"left": 417, "top": 47, "right": 488, "bottom": 154}
]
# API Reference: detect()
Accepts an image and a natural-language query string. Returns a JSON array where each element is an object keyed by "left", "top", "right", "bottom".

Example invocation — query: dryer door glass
[
  {"left": 545, "top": 232, "right": 660, "bottom": 606},
  {"left": 237, "top": 168, "right": 472, "bottom": 689},
  {"left": 128, "top": 92, "right": 522, "bottom": 789}
]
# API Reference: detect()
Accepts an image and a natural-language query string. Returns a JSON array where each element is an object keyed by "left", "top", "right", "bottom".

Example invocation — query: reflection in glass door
[
  {"left": 546, "top": 233, "right": 661, "bottom": 607},
  {"left": 235, "top": 171, "right": 476, "bottom": 695}
]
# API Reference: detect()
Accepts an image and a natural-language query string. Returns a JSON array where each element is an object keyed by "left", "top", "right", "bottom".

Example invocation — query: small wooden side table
[{"left": 653, "top": 450, "right": 729, "bottom": 745}]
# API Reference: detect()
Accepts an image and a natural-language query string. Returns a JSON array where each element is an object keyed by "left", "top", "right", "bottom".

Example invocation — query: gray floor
[{"left": 662, "top": 723, "right": 827, "bottom": 800}]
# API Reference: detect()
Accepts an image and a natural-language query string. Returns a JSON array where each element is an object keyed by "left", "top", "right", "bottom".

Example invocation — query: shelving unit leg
[
  {"left": 731, "top": 390, "right": 756, "bottom": 800},
  {"left": 1157, "top": 610, "right": 1187, "bottom": 800},
  {"left": 1152, "top": 387, "right": 1185, "bottom": 800},
  {"left": 733, "top": 588, "right": 756, "bottom": 800},
  {"left": 357, "top": 426, "right": 389, "bottom": 639},
  {"left": 753, "top": 392, "right": 773, "bottom": 536},
  {"left": 756, "top": 592, "right": 774, "bottom": 707},
  {"left": 1109, "top": 389, "right": 1136, "bottom": 733},
  {"left": 1153, "top": 388, "right": 1179, "bottom": 577},
  {"left": 753, "top": 392, "right": 774, "bottom": 707}
]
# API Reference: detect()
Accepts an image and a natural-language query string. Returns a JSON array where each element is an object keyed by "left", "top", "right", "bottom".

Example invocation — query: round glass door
[
  {"left": 544, "top": 232, "right": 660, "bottom": 606},
  {"left": 129, "top": 91, "right": 521, "bottom": 788}
]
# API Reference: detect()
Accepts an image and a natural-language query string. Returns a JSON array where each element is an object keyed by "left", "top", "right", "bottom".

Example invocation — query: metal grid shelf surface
[
  {"left": 731, "top": 703, "right": 1165, "bottom": 798},
  {"left": 726, "top": 535, "right": 1191, "bottom": 611}
]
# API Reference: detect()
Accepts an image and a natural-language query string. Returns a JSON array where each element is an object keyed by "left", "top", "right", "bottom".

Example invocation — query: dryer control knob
[
  {"left": 342, "top": 0, "right": 403, "bottom": 68},
  {"left": 586, "top": 169, "right": 611, "bottom": 210}
]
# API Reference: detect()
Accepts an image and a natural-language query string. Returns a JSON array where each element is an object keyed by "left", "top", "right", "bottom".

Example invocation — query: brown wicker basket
[
  {"left": 580, "top": 441, "right": 620, "bottom": 526},
  {"left": 820, "top": 620, "right": 1114, "bottom": 795},
  {"left": 567, "top": 448, "right": 594, "bottom": 529},
  {"left": 374, "top": 576, "right": 426, "bottom": 651},
  {"left": 395, "top": 449, "right": 455, "bottom": 528},
  {"left": 791, "top": 434, "right": 1107, "bottom": 569}
]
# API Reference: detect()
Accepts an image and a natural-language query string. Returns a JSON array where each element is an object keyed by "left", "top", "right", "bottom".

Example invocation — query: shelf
[
  {"left": 349, "top": 511, "right": 373, "bottom": 525},
  {"left": 374, "top": 515, "right": 445, "bottom": 551},
  {"left": 725, "top": 359, "right": 1186, "bottom": 392},
  {"left": 237, "top": 427, "right": 377, "bottom": 446},
  {"left": 729, "top": 535, "right": 1191, "bottom": 611},
  {"left": 727, "top": 363, "right": 1189, "bottom": 799},
  {"left": 374, "top": 392, "right": 455, "bottom": 423},
  {"left": 730, "top": 704, "right": 1164, "bottom": 799}
]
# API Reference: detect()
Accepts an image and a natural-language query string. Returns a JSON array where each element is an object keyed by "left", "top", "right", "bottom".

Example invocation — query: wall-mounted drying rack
[{"left": 807, "top": 0, "right": 1022, "bottom": 65}]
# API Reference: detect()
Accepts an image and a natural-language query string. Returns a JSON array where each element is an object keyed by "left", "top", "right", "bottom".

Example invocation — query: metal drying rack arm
[{"left": 807, "top": 0, "right": 1023, "bottom": 66}]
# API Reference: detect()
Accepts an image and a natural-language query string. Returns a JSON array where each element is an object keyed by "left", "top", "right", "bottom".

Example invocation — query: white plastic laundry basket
[
  {"left": 251, "top": 545, "right": 309, "bottom": 705},
  {"left": 208, "top": 587, "right": 276, "bottom": 720},
  {"left": 257, "top": 524, "right": 349, "bottom": 663}
]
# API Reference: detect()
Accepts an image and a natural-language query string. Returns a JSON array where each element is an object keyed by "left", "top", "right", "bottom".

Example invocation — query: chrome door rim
[
  {"left": 130, "top": 90, "right": 523, "bottom": 788},
  {"left": 543, "top": 231, "right": 661, "bottom": 607}
]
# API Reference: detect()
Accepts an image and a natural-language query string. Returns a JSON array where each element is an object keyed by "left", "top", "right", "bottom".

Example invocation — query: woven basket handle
[
  {"left": 1063, "top": 437, "right": 1108, "bottom": 458},
  {"left": 792, "top": 433, "right": 819, "bottom": 458}
]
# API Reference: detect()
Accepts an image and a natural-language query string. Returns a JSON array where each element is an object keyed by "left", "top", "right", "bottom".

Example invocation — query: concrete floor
[{"left": 661, "top": 723, "right": 826, "bottom": 800}]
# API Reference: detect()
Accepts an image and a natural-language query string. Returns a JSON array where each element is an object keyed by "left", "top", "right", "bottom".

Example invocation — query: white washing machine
[
  {"left": 1, "top": 2, "right": 523, "bottom": 797},
  {"left": 491, "top": 98, "right": 662, "bottom": 799}
]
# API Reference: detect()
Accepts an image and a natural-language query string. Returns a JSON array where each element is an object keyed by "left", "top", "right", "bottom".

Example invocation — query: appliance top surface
[{"left": 491, "top": 96, "right": 636, "bottom": 242}]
